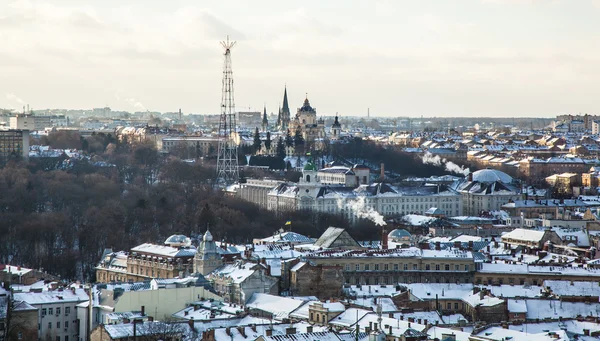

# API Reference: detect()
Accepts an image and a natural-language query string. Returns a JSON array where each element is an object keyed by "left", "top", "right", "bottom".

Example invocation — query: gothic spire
[{"left": 282, "top": 86, "right": 290, "bottom": 114}]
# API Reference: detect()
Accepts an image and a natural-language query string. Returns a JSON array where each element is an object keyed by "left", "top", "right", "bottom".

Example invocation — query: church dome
[
  {"left": 471, "top": 169, "right": 513, "bottom": 184},
  {"left": 300, "top": 97, "right": 314, "bottom": 112},
  {"left": 388, "top": 229, "right": 411, "bottom": 242},
  {"left": 304, "top": 162, "right": 317, "bottom": 171},
  {"left": 203, "top": 230, "right": 213, "bottom": 242}
]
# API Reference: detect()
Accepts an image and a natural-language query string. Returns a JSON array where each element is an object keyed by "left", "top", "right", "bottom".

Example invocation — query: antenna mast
[{"left": 215, "top": 36, "right": 239, "bottom": 186}]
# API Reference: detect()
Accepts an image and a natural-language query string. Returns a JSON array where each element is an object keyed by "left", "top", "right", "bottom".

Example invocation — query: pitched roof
[{"left": 313, "top": 227, "right": 361, "bottom": 249}]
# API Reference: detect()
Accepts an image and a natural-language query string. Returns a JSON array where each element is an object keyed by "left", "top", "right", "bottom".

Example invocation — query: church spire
[
  {"left": 282, "top": 86, "right": 290, "bottom": 114},
  {"left": 262, "top": 104, "right": 268, "bottom": 132}
]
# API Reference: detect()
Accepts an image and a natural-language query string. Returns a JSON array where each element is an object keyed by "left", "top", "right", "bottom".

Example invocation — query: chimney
[
  {"left": 123, "top": 318, "right": 130, "bottom": 324},
  {"left": 454, "top": 241, "right": 461, "bottom": 249},
  {"left": 479, "top": 291, "right": 485, "bottom": 300},
  {"left": 188, "top": 318, "right": 194, "bottom": 330},
  {"left": 473, "top": 287, "right": 480, "bottom": 294},
  {"left": 468, "top": 172, "right": 473, "bottom": 182},
  {"left": 306, "top": 326, "right": 313, "bottom": 333},
  {"left": 584, "top": 329, "right": 590, "bottom": 336},
  {"left": 266, "top": 329, "right": 273, "bottom": 337},
  {"left": 226, "top": 327, "right": 231, "bottom": 336},
  {"left": 285, "top": 327, "right": 296, "bottom": 335},
  {"left": 141, "top": 306, "right": 145, "bottom": 316},
  {"left": 147, "top": 316, "right": 154, "bottom": 322},
  {"left": 382, "top": 227, "right": 389, "bottom": 250},
  {"left": 435, "top": 242, "right": 441, "bottom": 251},
  {"left": 267, "top": 265, "right": 271, "bottom": 276},
  {"left": 388, "top": 313, "right": 393, "bottom": 318},
  {"left": 369, "top": 322, "right": 373, "bottom": 331},
  {"left": 251, "top": 325, "right": 257, "bottom": 332},
  {"left": 374, "top": 323, "right": 378, "bottom": 331},
  {"left": 237, "top": 327, "right": 246, "bottom": 337},
  {"left": 468, "top": 240, "right": 474, "bottom": 249},
  {"left": 408, "top": 317, "right": 415, "bottom": 323},
  {"left": 424, "top": 319, "right": 428, "bottom": 326},
  {"left": 418, "top": 319, "right": 422, "bottom": 325},
  {"left": 380, "top": 163, "right": 385, "bottom": 182}
]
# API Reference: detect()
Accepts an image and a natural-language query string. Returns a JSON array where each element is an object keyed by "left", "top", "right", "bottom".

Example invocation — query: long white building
[{"left": 264, "top": 162, "right": 462, "bottom": 221}]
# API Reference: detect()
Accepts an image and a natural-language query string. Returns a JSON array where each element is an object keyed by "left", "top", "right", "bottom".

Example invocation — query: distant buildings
[{"left": 0, "top": 129, "right": 29, "bottom": 161}]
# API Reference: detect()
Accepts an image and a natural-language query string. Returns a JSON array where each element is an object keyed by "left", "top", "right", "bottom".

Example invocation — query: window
[
  {"left": 345, "top": 264, "right": 350, "bottom": 271},
  {"left": 384, "top": 264, "right": 389, "bottom": 271},
  {"left": 394, "top": 264, "right": 399, "bottom": 271},
  {"left": 364, "top": 264, "right": 370, "bottom": 271},
  {"left": 56, "top": 337, "right": 60, "bottom": 341},
  {"left": 65, "top": 321, "right": 68, "bottom": 328},
  {"left": 42, "top": 308, "right": 47, "bottom": 316},
  {"left": 48, "top": 322, "right": 52, "bottom": 329},
  {"left": 18, "top": 332, "right": 23, "bottom": 340},
  {"left": 374, "top": 264, "right": 379, "bottom": 271},
  {"left": 49, "top": 308, "right": 53, "bottom": 315},
  {"left": 57, "top": 322, "right": 60, "bottom": 329},
  {"left": 403, "top": 264, "right": 408, "bottom": 270},
  {"left": 435, "top": 264, "right": 440, "bottom": 271},
  {"left": 65, "top": 307, "right": 70, "bottom": 315},
  {"left": 454, "top": 303, "right": 459, "bottom": 309},
  {"left": 56, "top": 307, "right": 61, "bottom": 315},
  {"left": 447, "top": 303, "right": 451, "bottom": 309},
  {"left": 426, "top": 264, "right": 430, "bottom": 270},
  {"left": 445, "top": 264, "right": 450, "bottom": 271},
  {"left": 464, "top": 265, "right": 469, "bottom": 271},
  {"left": 413, "top": 264, "right": 418, "bottom": 270},
  {"left": 355, "top": 264, "right": 360, "bottom": 271},
  {"left": 455, "top": 265, "right": 459, "bottom": 271}
]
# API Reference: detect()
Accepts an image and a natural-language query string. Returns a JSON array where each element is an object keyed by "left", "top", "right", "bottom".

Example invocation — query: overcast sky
[{"left": 1, "top": 0, "right": 600, "bottom": 117}]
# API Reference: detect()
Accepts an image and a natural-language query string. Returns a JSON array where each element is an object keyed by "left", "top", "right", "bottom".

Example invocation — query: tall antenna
[{"left": 216, "top": 36, "right": 239, "bottom": 186}]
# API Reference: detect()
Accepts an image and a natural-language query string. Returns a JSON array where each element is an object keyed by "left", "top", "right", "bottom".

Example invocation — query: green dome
[{"left": 304, "top": 162, "right": 317, "bottom": 171}]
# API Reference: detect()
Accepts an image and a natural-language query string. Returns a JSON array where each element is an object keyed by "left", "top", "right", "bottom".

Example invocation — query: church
[{"left": 276, "top": 86, "right": 339, "bottom": 146}]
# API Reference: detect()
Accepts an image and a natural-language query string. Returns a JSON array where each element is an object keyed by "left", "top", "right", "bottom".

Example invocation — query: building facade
[
  {"left": 0, "top": 129, "right": 29, "bottom": 161},
  {"left": 305, "top": 247, "right": 476, "bottom": 286}
]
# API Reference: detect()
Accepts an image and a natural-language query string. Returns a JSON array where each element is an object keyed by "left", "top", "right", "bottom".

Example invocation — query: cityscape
[{"left": 2, "top": 1, "right": 600, "bottom": 341}]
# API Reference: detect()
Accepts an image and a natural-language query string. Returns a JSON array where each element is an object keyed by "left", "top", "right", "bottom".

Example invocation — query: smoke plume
[
  {"left": 337, "top": 195, "right": 386, "bottom": 226},
  {"left": 422, "top": 151, "right": 469, "bottom": 176}
]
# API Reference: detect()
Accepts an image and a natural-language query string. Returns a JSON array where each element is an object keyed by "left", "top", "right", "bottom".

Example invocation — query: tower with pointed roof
[
  {"left": 278, "top": 86, "right": 291, "bottom": 131},
  {"left": 331, "top": 114, "right": 342, "bottom": 139},
  {"left": 262, "top": 105, "right": 268, "bottom": 132},
  {"left": 194, "top": 229, "right": 222, "bottom": 275}
]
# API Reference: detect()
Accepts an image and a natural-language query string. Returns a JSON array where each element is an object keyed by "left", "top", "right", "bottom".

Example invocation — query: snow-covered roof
[
  {"left": 501, "top": 228, "right": 545, "bottom": 243},
  {"left": 209, "top": 261, "right": 259, "bottom": 284},
  {"left": 544, "top": 280, "right": 600, "bottom": 297},
  {"left": 245, "top": 293, "right": 306, "bottom": 320},
  {"left": 471, "top": 168, "right": 513, "bottom": 183},
  {"left": 13, "top": 288, "right": 89, "bottom": 305},
  {"left": 130, "top": 243, "right": 196, "bottom": 258}
]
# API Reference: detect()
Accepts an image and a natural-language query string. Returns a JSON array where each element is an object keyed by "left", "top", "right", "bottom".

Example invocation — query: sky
[{"left": 1, "top": 0, "right": 600, "bottom": 117}]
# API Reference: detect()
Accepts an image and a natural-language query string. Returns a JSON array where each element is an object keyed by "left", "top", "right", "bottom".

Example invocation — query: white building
[
  {"left": 13, "top": 287, "right": 89, "bottom": 341},
  {"left": 453, "top": 169, "right": 521, "bottom": 216},
  {"left": 267, "top": 161, "right": 462, "bottom": 221}
]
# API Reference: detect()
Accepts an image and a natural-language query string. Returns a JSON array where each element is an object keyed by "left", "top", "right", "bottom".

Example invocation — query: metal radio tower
[{"left": 215, "top": 36, "right": 239, "bottom": 186}]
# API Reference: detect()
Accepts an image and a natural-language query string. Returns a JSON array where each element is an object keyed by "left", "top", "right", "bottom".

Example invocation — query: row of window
[
  {"left": 345, "top": 276, "right": 471, "bottom": 285},
  {"left": 43, "top": 320, "right": 69, "bottom": 329},
  {"left": 344, "top": 263, "right": 470, "bottom": 271},
  {"left": 41, "top": 307, "right": 71, "bottom": 316}
]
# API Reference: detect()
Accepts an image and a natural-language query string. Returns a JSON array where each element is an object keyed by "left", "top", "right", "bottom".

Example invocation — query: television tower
[{"left": 215, "top": 36, "right": 239, "bottom": 186}]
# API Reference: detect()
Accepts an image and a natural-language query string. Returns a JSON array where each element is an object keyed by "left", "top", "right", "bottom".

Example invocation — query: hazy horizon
[{"left": 2, "top": 0, "right": 600, "bottom": 117}]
